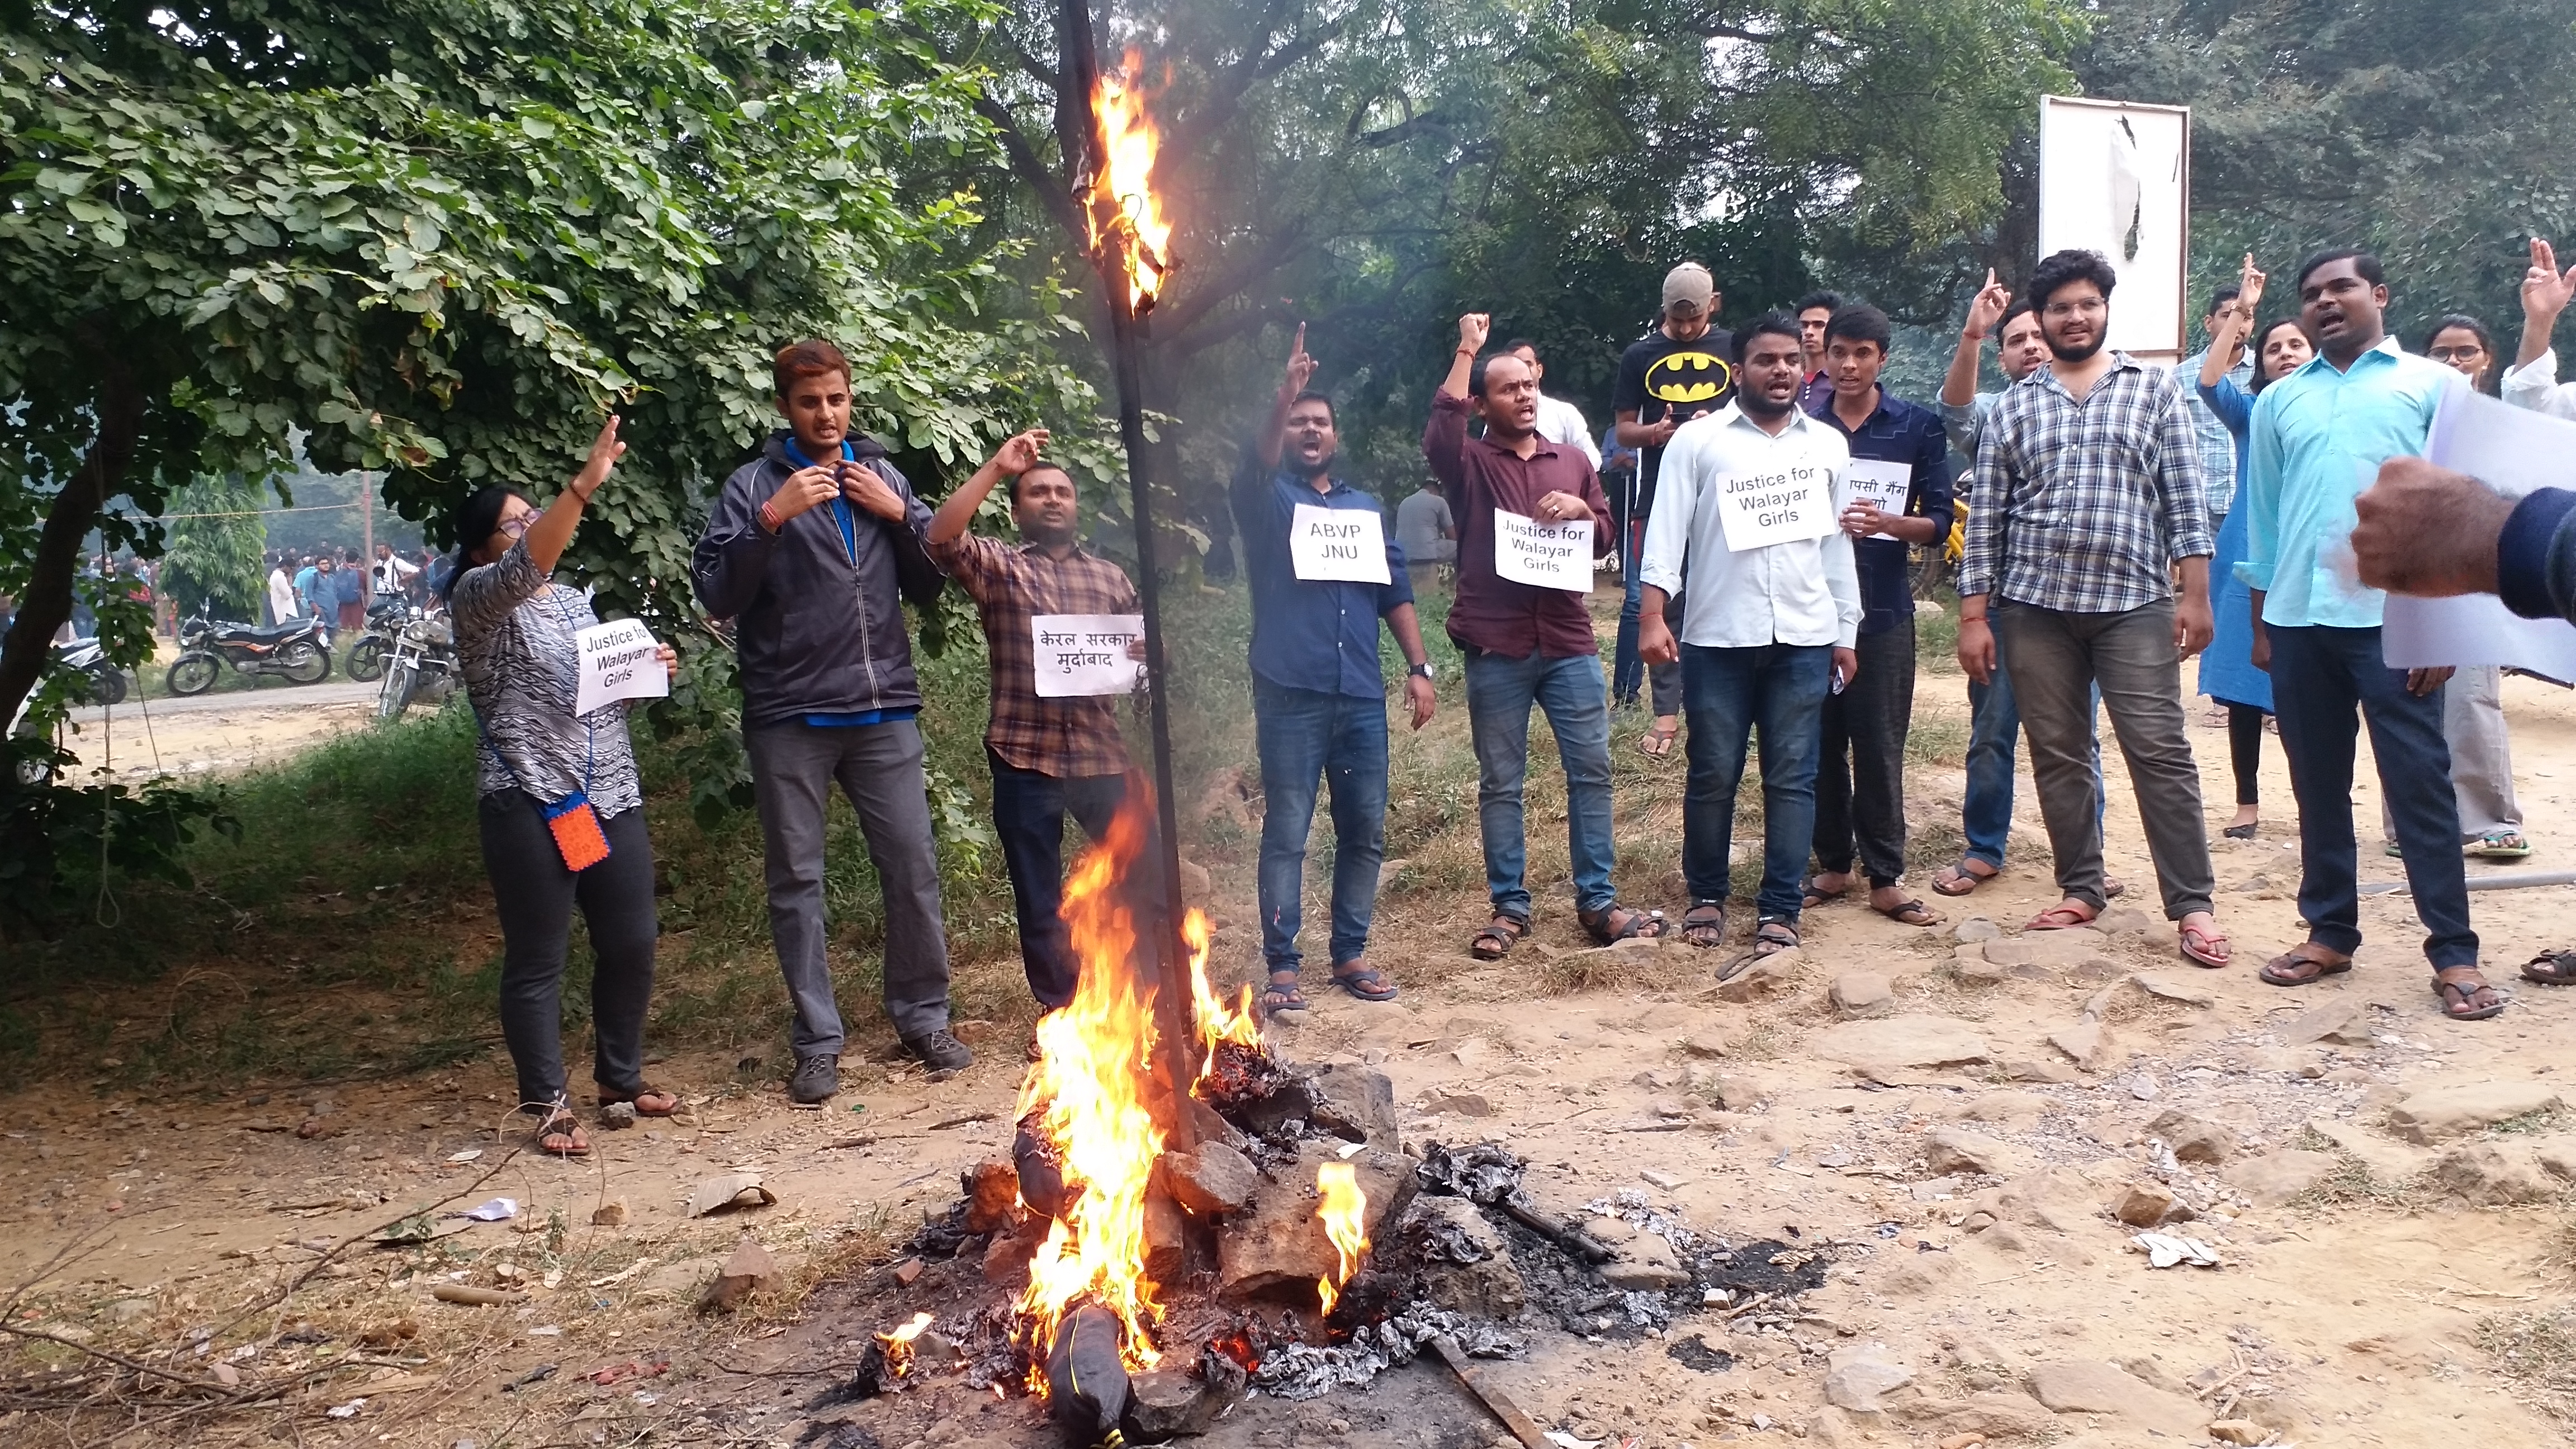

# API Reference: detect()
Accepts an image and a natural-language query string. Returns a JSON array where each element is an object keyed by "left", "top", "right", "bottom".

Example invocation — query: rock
[
  {"left": 1679, "top": 1032, "right": 1732, "bottom": 1059},
  {"left": 1640, "top": 1168, "right": 1682, "bottom": 1190},
  {"left": 686, "top": 1173, "right": 776, "bottom": 1218},
  {"left": 2225, "top": 1149, "right": 2337, "bottom": 1206},
  {"left": 1307, "top": 1064, "right": 1399, "bottom": 1149},
  {"left": 2095, "top": 907, "right": 2157, "bottom": 936},
  {"left": 1417, "top": 1197, "right": 1524, "bottom": 1319},
  {"left": 2002, "top": 1057, "right": 2080, "bottom": 1084},
  {"left": 1176, "top": 858, "right": 1213, "bottom": 911},
  {"left": 2025, "top": 1359, "right": 2205, "bottom": 1434},
  {"left": 1599, "top": 1229, "right": 1690, "bottom": 1291},
  {"left": 599, "top": 1101, "right": 638, "bottom": 1129},
  {"left": 1716, "top": 946, "right": 1802, "bottom": 1002},
  {"left": 1162, "top": 1142, "right": 1261, "bottom": 1217},
  {"left": 1821, "top": 1343, "right": 1915, "bottom": 1413},
  {"left": 2046, "top": 1020, "right": 2116, "bottom": 1073},
  {"left": 1982, "top": 930, "right": 2113, "bottom": 969},
  {"left": 2282, "top": 998, "right": 2375, "bottom": 1045},
  {"left": 1953, "top": 916, "right": 2003, "bottom": 943},
  {"left": 1216, "top": 1143, "right": 1417, "bottom": 1300},
  {"left": 699, "top": 1238, "right": 779, "bottom": 1312},
  {"left": 2143, "top": 1109, "right": 2238, "bottom": 1164},
  {"left": 983, "top": 1228, "right": 1040, "bottom": 1288},
  {"left": 1185, "top": 1097, "right": 1251, "bottom": 1154},
  {"left": 1813, "top": 1016, "right": 1992, "bottom": 1077},
  {"left": 1954, "top": 953, "right": 2010, "bottom": 986},
  {"left": 1924, "top": 1128, "right": 2026, "bottom": 1178},
  {"left": 2305, "top": 1117, "right": 2432, "bottom": 1184},
  {"left": 1830, "top": 972, "right": 1895, "bottom": 1020},
  {"left": 950, "top": 1018, "right": 996, "bottom": 1044},
  {"left": 1144, "top": 1185, "right": 1188, "bottom": 1282},
  {"left": 106, "top": 1297, "right": 153, "bottom": 1323},
  {"left": 2111, "top": 1182, "right": 2176, "bottom": 1227},
  {"left": 1699, "top": 1072, "right": 1767, "bottom": 1112},
  {"left": 591, "top": 1199, "right": 629, "bottom": 1228},
  {"left": 1891, "top": 1395, "right": 2058, "bottom": 1441},
  {"left": 2208, "top": 1421, "right": 2269, "bottom": 1446},
  {"left": 2128, "top": 973, "right": 2215, "bottom": 1007},
  {"left": 892, "top": 1257, "right": 924, "bottom": 1286},
  {"left": 295, "top": 1116, "right": 335, "bottom": 1139},
  {"left": 1422, "top": 1088, "right": 1493, "bottom": 1117},
  {"left": 2387, "top": 1081, "right": 2563, "bottom": 1143},
  {"left": 1129, "top": 1355, "right": 1248, "bottom": 1440},
  {"left": 964, "top": 1160, "right": 1021, "bottom": 1234},
  {"left": 2431, "top": 1143, "right": 2563, "bottom": 1205},
  {"left": 1939, "top": 1091, "right": 2052, "bottom": 1129}
]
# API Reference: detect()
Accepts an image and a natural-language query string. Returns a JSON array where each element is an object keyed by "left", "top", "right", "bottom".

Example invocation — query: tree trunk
[{"left": 0, "top": 383, "right": 143, "bottom": 732}]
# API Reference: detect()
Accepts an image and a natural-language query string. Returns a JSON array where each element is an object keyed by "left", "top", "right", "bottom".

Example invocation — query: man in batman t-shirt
[{"left": 1610, "top": 262, "right": 1736, "bottom": 737}]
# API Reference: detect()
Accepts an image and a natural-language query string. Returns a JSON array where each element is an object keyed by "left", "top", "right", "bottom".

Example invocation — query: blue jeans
[
  {"left": 1961, "top": 608, "right": 2108, "bottom": 870},
  {"left": 1253, "top": 679, "right": 1390, "bottom": 973},
  {"left": 1464, "top": 648, "right": 1618, "bottom": 918},
  {"left": 989, "top": 754, "right": 1128, "bottom": 1010},
  {"left": 1611, "top": 525, "right": 1682, "bottom": 714},
  {"left": 1680, "top": 642, "right": 1831, "bottom": 922}
]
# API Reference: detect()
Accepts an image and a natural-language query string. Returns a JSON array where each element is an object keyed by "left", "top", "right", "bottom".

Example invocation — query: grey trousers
[
  {"left": 2380, "top": 664, "right": 2523, "bottom": 842},
  {"left": 745, "top": 718, "right": 953, "bottom": 1054},
  {"left": 1996, "top": 599, "right": 2215, "bottom": 918}
]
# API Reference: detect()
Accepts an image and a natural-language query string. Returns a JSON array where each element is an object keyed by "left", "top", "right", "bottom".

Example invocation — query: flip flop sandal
[
  {"left": 1874, "top": 897, "right": 1942, "bottom": 927},
  {"left": 1580, "top": 902, "right": 1669, "bottom": 944},
  {"left": 1929, "top": 859, "right": 1997, "bottom": 897},
  {"left": 534, "top": 1107, "right": 590, "bottom": 1158},
  {"left": 2433, "top": 969, "right": 2509, "bottom": 1021},
  {"left": 2222, "top": 822, "right": 2260, "bottom": 840},
  {"left": 2522, "top": 950, "right": 2576, "bottom": 986},
  {"left": 2104, "top": 877, "right": 2127, "bottom": 899},
  {"left": 2025, "top": 903, "right": 2097, "bottom": 931},
  {"left": 1470, "top": 912, "right": 1531, "bottom": 960},
  {"left": 1679, "top": 900, "right": 1727, "bottom": 950},
  {"left": 1802, "top": 874, "right": 1852, "bottom": 911},
  {"left": 1718, "top": 918, "right": 1800, "bottom": 982},
  {"left": 1637, "top": 722, "right": 1679, "bottom": 757},
  {"left": 2258, "top": 948, "right": 2352, "bottom": 987},
  {"left": 1260, "top": 971, "right": 1311, "bottom": 1019},
  {"left": 1329, "top": 963, "right": 1399, "bottom": 1002},
  {"left": 599, "top": 1085, "right": 680, "bottom": 1116},
  {"left": 2179, "top": 921, "right": 2232, "bottom": 969},
  {"left": 2476, "top": 830, "right": 2535, "bottom": 860}
]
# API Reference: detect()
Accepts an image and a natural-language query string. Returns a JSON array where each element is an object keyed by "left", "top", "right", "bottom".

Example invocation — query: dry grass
[{"left": 2480, "top": 1306, "right": 2576, "bottom": 1422}]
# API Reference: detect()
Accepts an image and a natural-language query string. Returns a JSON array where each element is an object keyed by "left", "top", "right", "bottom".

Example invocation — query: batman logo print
[{"left": 1645, "top": 351, "right": 1732, "bottom": 405}]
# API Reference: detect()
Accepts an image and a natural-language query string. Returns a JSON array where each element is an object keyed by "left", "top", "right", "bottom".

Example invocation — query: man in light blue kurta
[{"left": 2236, "top": 248, "right": 2491, "bottom": 1017}]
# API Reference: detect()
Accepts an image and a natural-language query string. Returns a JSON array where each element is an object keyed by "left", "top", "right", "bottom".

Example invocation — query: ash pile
[{"left": 815, "top": 1048, "right": 1831, "bottom": 1446}]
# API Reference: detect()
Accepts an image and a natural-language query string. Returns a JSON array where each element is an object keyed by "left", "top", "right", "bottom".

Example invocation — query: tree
[
  {"left": 2, "top": 0, "right": 1104, "bottom": 771},
  {"left": 159, "top": 476, "right": 270, "bottom": 623}
]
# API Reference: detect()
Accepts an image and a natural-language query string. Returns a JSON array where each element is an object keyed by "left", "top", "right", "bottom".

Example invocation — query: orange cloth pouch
[{"left": 541, "top": 792, "right": 611, "bottom": 872}]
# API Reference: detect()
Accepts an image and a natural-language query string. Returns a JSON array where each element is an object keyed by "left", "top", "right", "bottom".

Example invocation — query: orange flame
[
  {"left": 1186, "top": 910, "right": 1262, "bottom": 1084},
  {"left": 877, "top": 1311, "right": 935, "bottom": 1377},
  {"left": 1089, "top": 50, "right": 1173, "bottom": 311},
  {"left": 1015, "top": 797, "right": 1171, "bottom": 1379},
  {"left": 1314, "top": 1162, "right": 1371, "bottom": 1317}
]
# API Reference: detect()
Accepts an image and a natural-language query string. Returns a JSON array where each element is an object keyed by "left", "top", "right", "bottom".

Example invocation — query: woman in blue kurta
[{"left": 2198, "top": 308, "right": 2314, "bottom": 838}]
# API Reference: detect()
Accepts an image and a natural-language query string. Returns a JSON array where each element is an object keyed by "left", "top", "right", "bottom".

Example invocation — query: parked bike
[
  {"left": 344, "top": 596, "right": 414, "bottom": 682},
  {"left": 377, "top": 608, "right": 458, "bottom": 721},
  {"left": 51, "top": 636, "right": 131, "bottom": 706},
  {"left": 164, "top": 614, "right": 332, "bottom": 695}
]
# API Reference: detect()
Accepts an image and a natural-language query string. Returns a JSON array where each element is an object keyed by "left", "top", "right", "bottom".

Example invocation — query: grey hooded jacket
[{"left": 692, "top": 431, "right": 944, "bottom": 729}]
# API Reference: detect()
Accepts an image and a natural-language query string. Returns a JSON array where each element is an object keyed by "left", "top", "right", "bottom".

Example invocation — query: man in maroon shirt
[{"left": 1429, "top": 312, "right": 1667, "bottom": 957}]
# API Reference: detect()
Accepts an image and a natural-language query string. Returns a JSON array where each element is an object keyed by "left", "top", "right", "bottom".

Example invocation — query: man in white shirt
[
  {"left": 2506, "top": 236, "right": 2576, "bottom": 420},
  {"left": 1503, "top": 339, "right": 1602, "bottom": 469},
  {"left": 371, "top": 542, "right": 420, "bottom": 600},
  {"left": 1638, "top": 314, "right": 1859, "bottom": 969},
  {"left": 266, "top": 557, "right": 298, "bottom": 624}
]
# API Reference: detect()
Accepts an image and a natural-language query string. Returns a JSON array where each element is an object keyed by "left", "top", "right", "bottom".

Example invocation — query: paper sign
[
  {"left": 1289, "top": 503, "right": 1391, "bottom": 584},
  {"left": 1493, "top": 510, "right": 1594, "bottom": 591},
  {"left": 2380, "top": 387, "right": 2576, "bottom": 679},
  {"left": 1033, "top": 614, "right": 1145, "bottom": 698},
  {"left": 1839, "top": 458, "right": 1913, "bottom": 541},
  {"left": 574, "top": 618, "right": 666, "bottom": 716},
  {"left": 1715, "top": 462, "right": 1839, "bottom": 553}
]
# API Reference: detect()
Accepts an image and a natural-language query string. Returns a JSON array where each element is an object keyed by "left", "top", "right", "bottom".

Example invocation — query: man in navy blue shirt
[
  {"left": 1803, "top": 305, "right": 1954, "bottom": 927},
  {"left": 1232, "top": 326, "right": 1438, "bottom": 1018}
]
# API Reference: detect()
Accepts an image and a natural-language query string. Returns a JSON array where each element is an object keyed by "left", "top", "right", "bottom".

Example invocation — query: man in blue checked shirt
[{"left": 2237, "top": 250, "right": 2493, "bottom": 1019}]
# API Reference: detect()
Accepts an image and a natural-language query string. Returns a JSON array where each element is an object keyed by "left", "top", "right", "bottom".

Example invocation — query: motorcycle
[
  {"left": 377, "top": 607, "right": 458, "bottom": 721},
  {"left": 51, "top": 636, "right": 131, "bottom": 706},
  {"left": 165, "top": 614, "right": 333, "bottom": 695},
  {"left": 344, "top": 596, "right": 414, "bottom": 682}
]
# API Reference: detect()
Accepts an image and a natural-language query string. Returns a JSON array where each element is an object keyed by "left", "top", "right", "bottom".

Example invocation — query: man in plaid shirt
[
  {"left": 1957, "top": 248, "right": 2231, "bottom": 969},
  {"left": 926, "top": 429, "right": 1143, "bottom": 1011}
]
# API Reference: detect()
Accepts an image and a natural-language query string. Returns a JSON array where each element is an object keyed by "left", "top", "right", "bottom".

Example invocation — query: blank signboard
[{"left": 2037, "top": 97, "right": 2191, "bottom": 359}]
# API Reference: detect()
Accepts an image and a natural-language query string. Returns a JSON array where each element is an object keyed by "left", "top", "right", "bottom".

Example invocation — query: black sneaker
[
  {"left": 903, "top": 1029, "right": 974, "bottom": 1075},
  {"left": 788, "top": 1053, "right": 840, "bottom": 1105}
]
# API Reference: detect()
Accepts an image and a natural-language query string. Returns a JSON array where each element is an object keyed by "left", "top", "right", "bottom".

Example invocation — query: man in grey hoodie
[{"left": 692, "top": 339, "right": 969, "bottom": 1100}]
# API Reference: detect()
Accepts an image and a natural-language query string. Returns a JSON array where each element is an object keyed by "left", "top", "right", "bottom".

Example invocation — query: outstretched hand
[
  {"left": 992, "top": 428, "right": 1051, "bottom": 475},
  {"left": 2526, "top": 238, "right": 2576, "bottom": 327},
  {"left": 1281, "top": 323, "right": 1317, "bottom": 399},
  {"left": 574, "top": 415, "right": 626, "bottom": 500},
  {"left": 1964, "top": 269, "right": 2011, "bottom": 337}
]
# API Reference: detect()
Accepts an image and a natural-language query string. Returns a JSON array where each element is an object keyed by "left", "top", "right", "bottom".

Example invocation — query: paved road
[{"left": 65, "top": 678, "right": 379, "bottom": 727}]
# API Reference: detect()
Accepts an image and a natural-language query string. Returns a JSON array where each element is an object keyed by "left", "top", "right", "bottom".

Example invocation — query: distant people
[
  {"left": 2194, "top": 257, "right": 2313, "bottom": 842},
  {"left": 1431, "top": 313, "right": 1659, "bottom": 956},
  {"left": 1640, "top": 315, "right": 1857, "bottom": 964},
  {"left": 267, "top": 556, "right": 297, "bottom": 625},
  {"left": 1957, "top": 248, "right": 2228, "bottom": 968},
  {"left": 2238, "top": 249, "right": 2490, "bottom": 1016},
  {"left": 334, "top": 550, "right": 365, "bottom": 632},
  {"left": 1793, "top": 290, "right": 1842, "bottom": 410},
  {"left": 300, "top": 556, "right": 335, "bottom": 645},
  {"left": 1502, "top": 339, "right": 1602, "bottom": 468},
  {"left": 446, "top": 416, "right": 678, "bottom": 1157},
  {"left": 1394, "top": 476, "right": 1457, "bottom": 594},
  {"left": 692, "top": 338, "right": 969, "bottom": 1099},
  {"left": 1613, "top": 263, "right": 1735, "bottom": 755},
  {"left": 373, "top": 542, "right": 420, "bottom": 603},
  {"left": 1232, "top": 325, "right": 1437, "bottom": 1016},
  {"left": 1802, "top": 304, "right": 1953, "bottom": 927}
]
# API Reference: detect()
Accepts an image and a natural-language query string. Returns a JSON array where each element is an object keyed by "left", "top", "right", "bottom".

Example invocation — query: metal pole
[{"left": 361, "top": 471, "right": 375, "bottom": 606}]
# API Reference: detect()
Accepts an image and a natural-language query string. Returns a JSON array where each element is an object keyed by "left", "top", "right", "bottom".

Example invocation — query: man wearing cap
[{"left": 1612, "top": 263, "right": 1736, "bottom": 757}]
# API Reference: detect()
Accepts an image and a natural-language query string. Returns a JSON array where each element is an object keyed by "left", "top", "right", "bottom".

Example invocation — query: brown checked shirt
[
  {"left": 1423, "top": 388, "right": 1614, "bottom": 659},
  {"left": 930, "top": 532, "right": 1138, "bottom": 778}
]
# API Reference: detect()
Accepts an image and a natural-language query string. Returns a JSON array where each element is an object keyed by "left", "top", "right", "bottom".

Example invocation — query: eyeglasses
[
  {"left": 2041, "top": 297, "right": 2106, "bottom": 319},
  {"left": 498, "top": 510, "right": 538, "bottom": 540},
  {"left": 2428, "top": 344, "right": 2488, "bottom": 363}
]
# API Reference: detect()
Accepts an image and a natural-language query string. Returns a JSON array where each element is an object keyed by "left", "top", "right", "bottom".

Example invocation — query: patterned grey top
[{"left": 451, "top": 538, "right": 643, "bottom": 818}]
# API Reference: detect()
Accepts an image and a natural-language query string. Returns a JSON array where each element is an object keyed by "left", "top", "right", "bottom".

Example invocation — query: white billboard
[{"left": 2037, "top": 96, "right": 2191, "bottom": 361}]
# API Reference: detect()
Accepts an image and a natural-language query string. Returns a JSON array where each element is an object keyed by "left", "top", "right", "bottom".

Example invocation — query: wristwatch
[{"left": 1408, "top": 662, "right": 1436, "bottom": 680}]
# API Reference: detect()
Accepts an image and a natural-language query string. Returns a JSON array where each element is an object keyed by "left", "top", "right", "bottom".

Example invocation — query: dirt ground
[
  {"left": 11, "top": 626, "right": 2576, "bottom": 1448},
  {"left": 55, "top": 678, "right": 381, "bottom": 781}
]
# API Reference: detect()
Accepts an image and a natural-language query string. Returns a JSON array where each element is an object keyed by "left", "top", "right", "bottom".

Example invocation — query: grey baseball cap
[{"left": 1661, "top": 263, "right": 1716, "bottom": 315}]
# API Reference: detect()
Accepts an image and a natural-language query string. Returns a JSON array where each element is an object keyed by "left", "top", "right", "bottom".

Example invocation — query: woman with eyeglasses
[
  {"left": 2422, "top": 314, "right": 2502, "bottom": 396},
  {"left": 2196, "top": 256, "right": 2315, "bottom": 842},
  {"left": 446, "top": 416, "right": 680, "bottom": 1156}
]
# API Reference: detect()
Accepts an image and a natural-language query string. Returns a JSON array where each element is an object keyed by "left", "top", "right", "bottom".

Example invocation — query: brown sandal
[
  {"left": 1930, "top": 859, "right": 1997, "bottom": 897},
  {"left": 1679, "top": 901, "right": 1727, "bottom": 949},
  {"left": 2523, "top": 951, "right": 2576, "bottom": 986},
  {"left": 1470, "top": 912, "right": 1530, "bottom": 960},
  {"left": 2433, "top": 967, "right": 2508, "bottom": 1020},
  {"left": 2258, "top": 946, "right": 2352, "bottom": 987},
  {"left": 534, "top": 1107, "right": 590, "bottom": 1158}
]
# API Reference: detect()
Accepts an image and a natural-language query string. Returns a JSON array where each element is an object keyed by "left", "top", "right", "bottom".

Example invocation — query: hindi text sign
[
  {"left": 1289, "top": 503, "right": 1391, "bottom": 584},
  {"left": 1839, "top": 458, "right": 1913, "bottom": 541},
  {"left": 574, "top": 618, "right": 667, "bottom": 716},
  {"left": 1033, "top": 614, "right": 1146, "bottom": 698}
]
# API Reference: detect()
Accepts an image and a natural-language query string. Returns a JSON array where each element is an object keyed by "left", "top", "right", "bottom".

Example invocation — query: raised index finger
[{"left": 1292, "top": 322, "right": 1306, "bottom": 357}]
